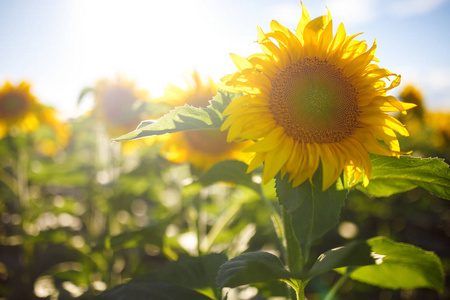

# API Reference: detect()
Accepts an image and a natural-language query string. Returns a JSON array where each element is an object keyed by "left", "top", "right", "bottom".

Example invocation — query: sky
[{"left": 1, "top": 0, "right": 450, "bottom": 118}]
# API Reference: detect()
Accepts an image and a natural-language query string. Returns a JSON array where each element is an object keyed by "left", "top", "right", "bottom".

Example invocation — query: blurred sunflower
[
  {"left": 399, "top": 84, "right": 425, "bottom": 120},
  {"left": 0, "top": 81, "right": 40, "bottom": 138},
  {"left": 0, "top": 81, "right": 69, "bottom": 155},
  {"left": 93, "top": 76, "right": 150, "bottom": 137},
  {"left": 221, "top": 4, "right": 415, "bottom": 190},
  {"left": 427, "top": 112, "right": 450, "bottom": 152},
  {"left": 88, "top": 76, "right": 162, "bottom": 154},
  {"left": 399, "top": 85, "right": 450, "bottom": 154},
  {"left": 159, "top": 71, "right": 253, "bottom": 171}
]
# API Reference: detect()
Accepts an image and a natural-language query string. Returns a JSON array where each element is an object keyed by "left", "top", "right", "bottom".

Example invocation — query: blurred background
[
  {"left": 1, "top": 0, "right": 450, "bottom": 118},
  {"left": 0, "top": 0, "right": 449, "bottom": 299}
]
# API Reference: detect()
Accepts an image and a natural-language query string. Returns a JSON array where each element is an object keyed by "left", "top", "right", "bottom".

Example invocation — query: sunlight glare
[{"left": 68, "top": 0, "right": 221, "bottom": 98}]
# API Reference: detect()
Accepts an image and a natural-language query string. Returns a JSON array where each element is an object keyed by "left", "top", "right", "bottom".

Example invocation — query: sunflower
[
  {"left": 427, "top": 112, "right": 450, "bottom": 152},
  {"left": 159, "top": 71, "right": 253, "bottom": 171},
  {"left": 0, "top": 81, "right": 40, "bottom": 138},
  {"left": 94, "top": 76, "right": 150, "bottom": 137},
  {"left": 399, "top": 85, "right": 450, "bottom": 153},
  {"left": 0, "top": 81, "right": 69, "bottom": 155},
  {"left": 92, "top": 76, "right": 161, "bottom": 154},
  {"left": 399, "top": 84, "right": 426, "bottom": 121},
  {"left": 221, "top": 4, "right": 415, "bottom": 190}
]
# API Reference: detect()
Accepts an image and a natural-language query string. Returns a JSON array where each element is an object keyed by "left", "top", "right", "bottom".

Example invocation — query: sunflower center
[
  {"left": 269, "top": 57, "right": 359, "bottom": 143},
  {"left": 184, "top": 129, "right": 233, "bottom": 154},
  {"left": 0, "top": 92, "right": 30, "bottom": 120}
]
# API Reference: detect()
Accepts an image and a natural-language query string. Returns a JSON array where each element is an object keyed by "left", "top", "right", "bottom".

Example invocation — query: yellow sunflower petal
[
  {"left": 244, "top": 127, "right": 285, "bottom": 152},
  {"left": 262, "top": 136, "right": 294, "bottom": 184},
  {"left": 230, "top": 53, "right": 253, "bottom": 70},
  {"left": 296, "top": 2, "right": 311, "bottom": 43}
]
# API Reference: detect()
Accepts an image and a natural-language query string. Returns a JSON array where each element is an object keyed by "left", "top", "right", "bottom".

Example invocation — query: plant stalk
[
  {"left": 282, "top": 207, "right": 306, "bottom": 300},
  {"left": 324, "top": 271, "right": 351, "bottom": 300}
]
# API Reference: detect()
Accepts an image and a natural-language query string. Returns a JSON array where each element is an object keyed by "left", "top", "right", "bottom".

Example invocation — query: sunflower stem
[
  {"left": 200, "top": 194, "right": 242, "bottom": 254},
  {"left": 324, "top": 270, "right": 351, "bottom": 300},
  {"left": 282, "top": 207, "right": 306, "bottom": 299},
  {"left": 258, "top": 184, "right": 307, "bottom": 299},
  {"left": 257, "top": 185, "right": 285, "bottom": 253},
  {"left": 282, "top": 207, "right": 304, "bottom": 273}
]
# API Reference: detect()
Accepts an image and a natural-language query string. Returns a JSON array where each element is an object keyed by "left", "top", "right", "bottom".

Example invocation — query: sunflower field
[{"left": 1, "top": 3, "right": 450, "bottom": 300}]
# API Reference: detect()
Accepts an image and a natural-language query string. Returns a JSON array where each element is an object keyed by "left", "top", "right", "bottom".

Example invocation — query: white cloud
[{"left": 388, "top": 0, "right": 449, "bottom": 17}]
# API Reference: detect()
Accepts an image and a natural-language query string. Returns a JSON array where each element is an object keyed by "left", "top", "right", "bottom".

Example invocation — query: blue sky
[{"left": 1, "top": 0, "right": 449, "bottom": 118}]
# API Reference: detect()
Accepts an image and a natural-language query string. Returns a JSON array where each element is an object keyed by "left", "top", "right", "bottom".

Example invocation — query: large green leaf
[
  {"left": 93, "top": 282, "right": 213, "bottom": 300},
  {"left": 275, "top": 168, "right": 348, "bottom": 259},
  {"left": 339, "top": 237, "right": 444, "bottom": 293},
  {"left": 354, "top": 155, "right": 450, "bottom": 199},
  {"left": 217, "top": 252, "right": 291, "bottom": 289},
  {"left": 139, "top": 253, "right": 227, "bottom": 298},
  {"left": 95, "top": 253, "right": 227, "bottom": 300},
  {"left": 305, "top": 240, "right": 374, "bottom": 279},
  {"left": 196, "top": 160, "right": 259, "bottom": 190},
  {"left": 113, "top": 91, "right": 242, "bottom": 142}
]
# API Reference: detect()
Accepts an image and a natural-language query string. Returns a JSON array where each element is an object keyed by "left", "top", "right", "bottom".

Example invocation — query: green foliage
[
  {"left": 95, "top": 253, "right": 227, "bottom": 300},
  {"left": 107, "top": 224, "right": 165, "bottom": 250},
  {"left": 353, "top": 155, "right": 450, "bottom": 199},
  {"left": 338, "top": 236, "right": 445, "bottom": 293},
  {"left": 216, "top": 236, "right": 444, "bottom": 297},
  {"left": 217, "top": 241, "right": 375, "bottom": 288},
  {"left": 217, "top": 251, "right": 291, "bottom": 289},
  {"left": 197, "top": 160, "right": 259, "bottom": 191},
  {"left": 113, "top": 91, "right": 242, "bottom": 142},
  {"left": 275, "top": 168, "right": 348, "bottom": 259},
  {"left": 93, "top": 282, "right": 213, "bottom": 300},
  {"left": 305, "top": 240, "right": 374, "bottom": 279},
  {"left": 1, "top": 82, "right": 448, "bottom": 300}
]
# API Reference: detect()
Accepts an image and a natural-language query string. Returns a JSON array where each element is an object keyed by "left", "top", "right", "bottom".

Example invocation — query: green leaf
[
  {"left": 197, "top": 160, "right": 259, "bottom": 190},
  {"left": 275, "top": 168, "right": 348, "bottom": 259},
  {"left": 77, "top": 87, "right": 94, "bottom": 106},
  {"left": 340, "top": 236, "right": 444, "bottom": 293},
  {"left": 305, "top": 240, "right": 374, "bottom": 279},
  {"left": 112, "top": 91, "right": 242, "bottom": 142},
  {"left": 95, "top": 254, "right": 227, "bottom": 300},
  {"left": 108, "top": 225, "right": 164, "bottom": 250},
  {"left": 93, "top": 282, "right": 213, "bottom": 300},
  {"left": 354, "top": 155, "right": 450, "bottom": 199},
  {"left": 282, "top": 208, "right": 304, "bottom": 274},
  {"left": 138, "top": 253, "right": 227, "bottom": 299},
  {"left": 217, "top": 252, "right": 291, "bottom": 288}
]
